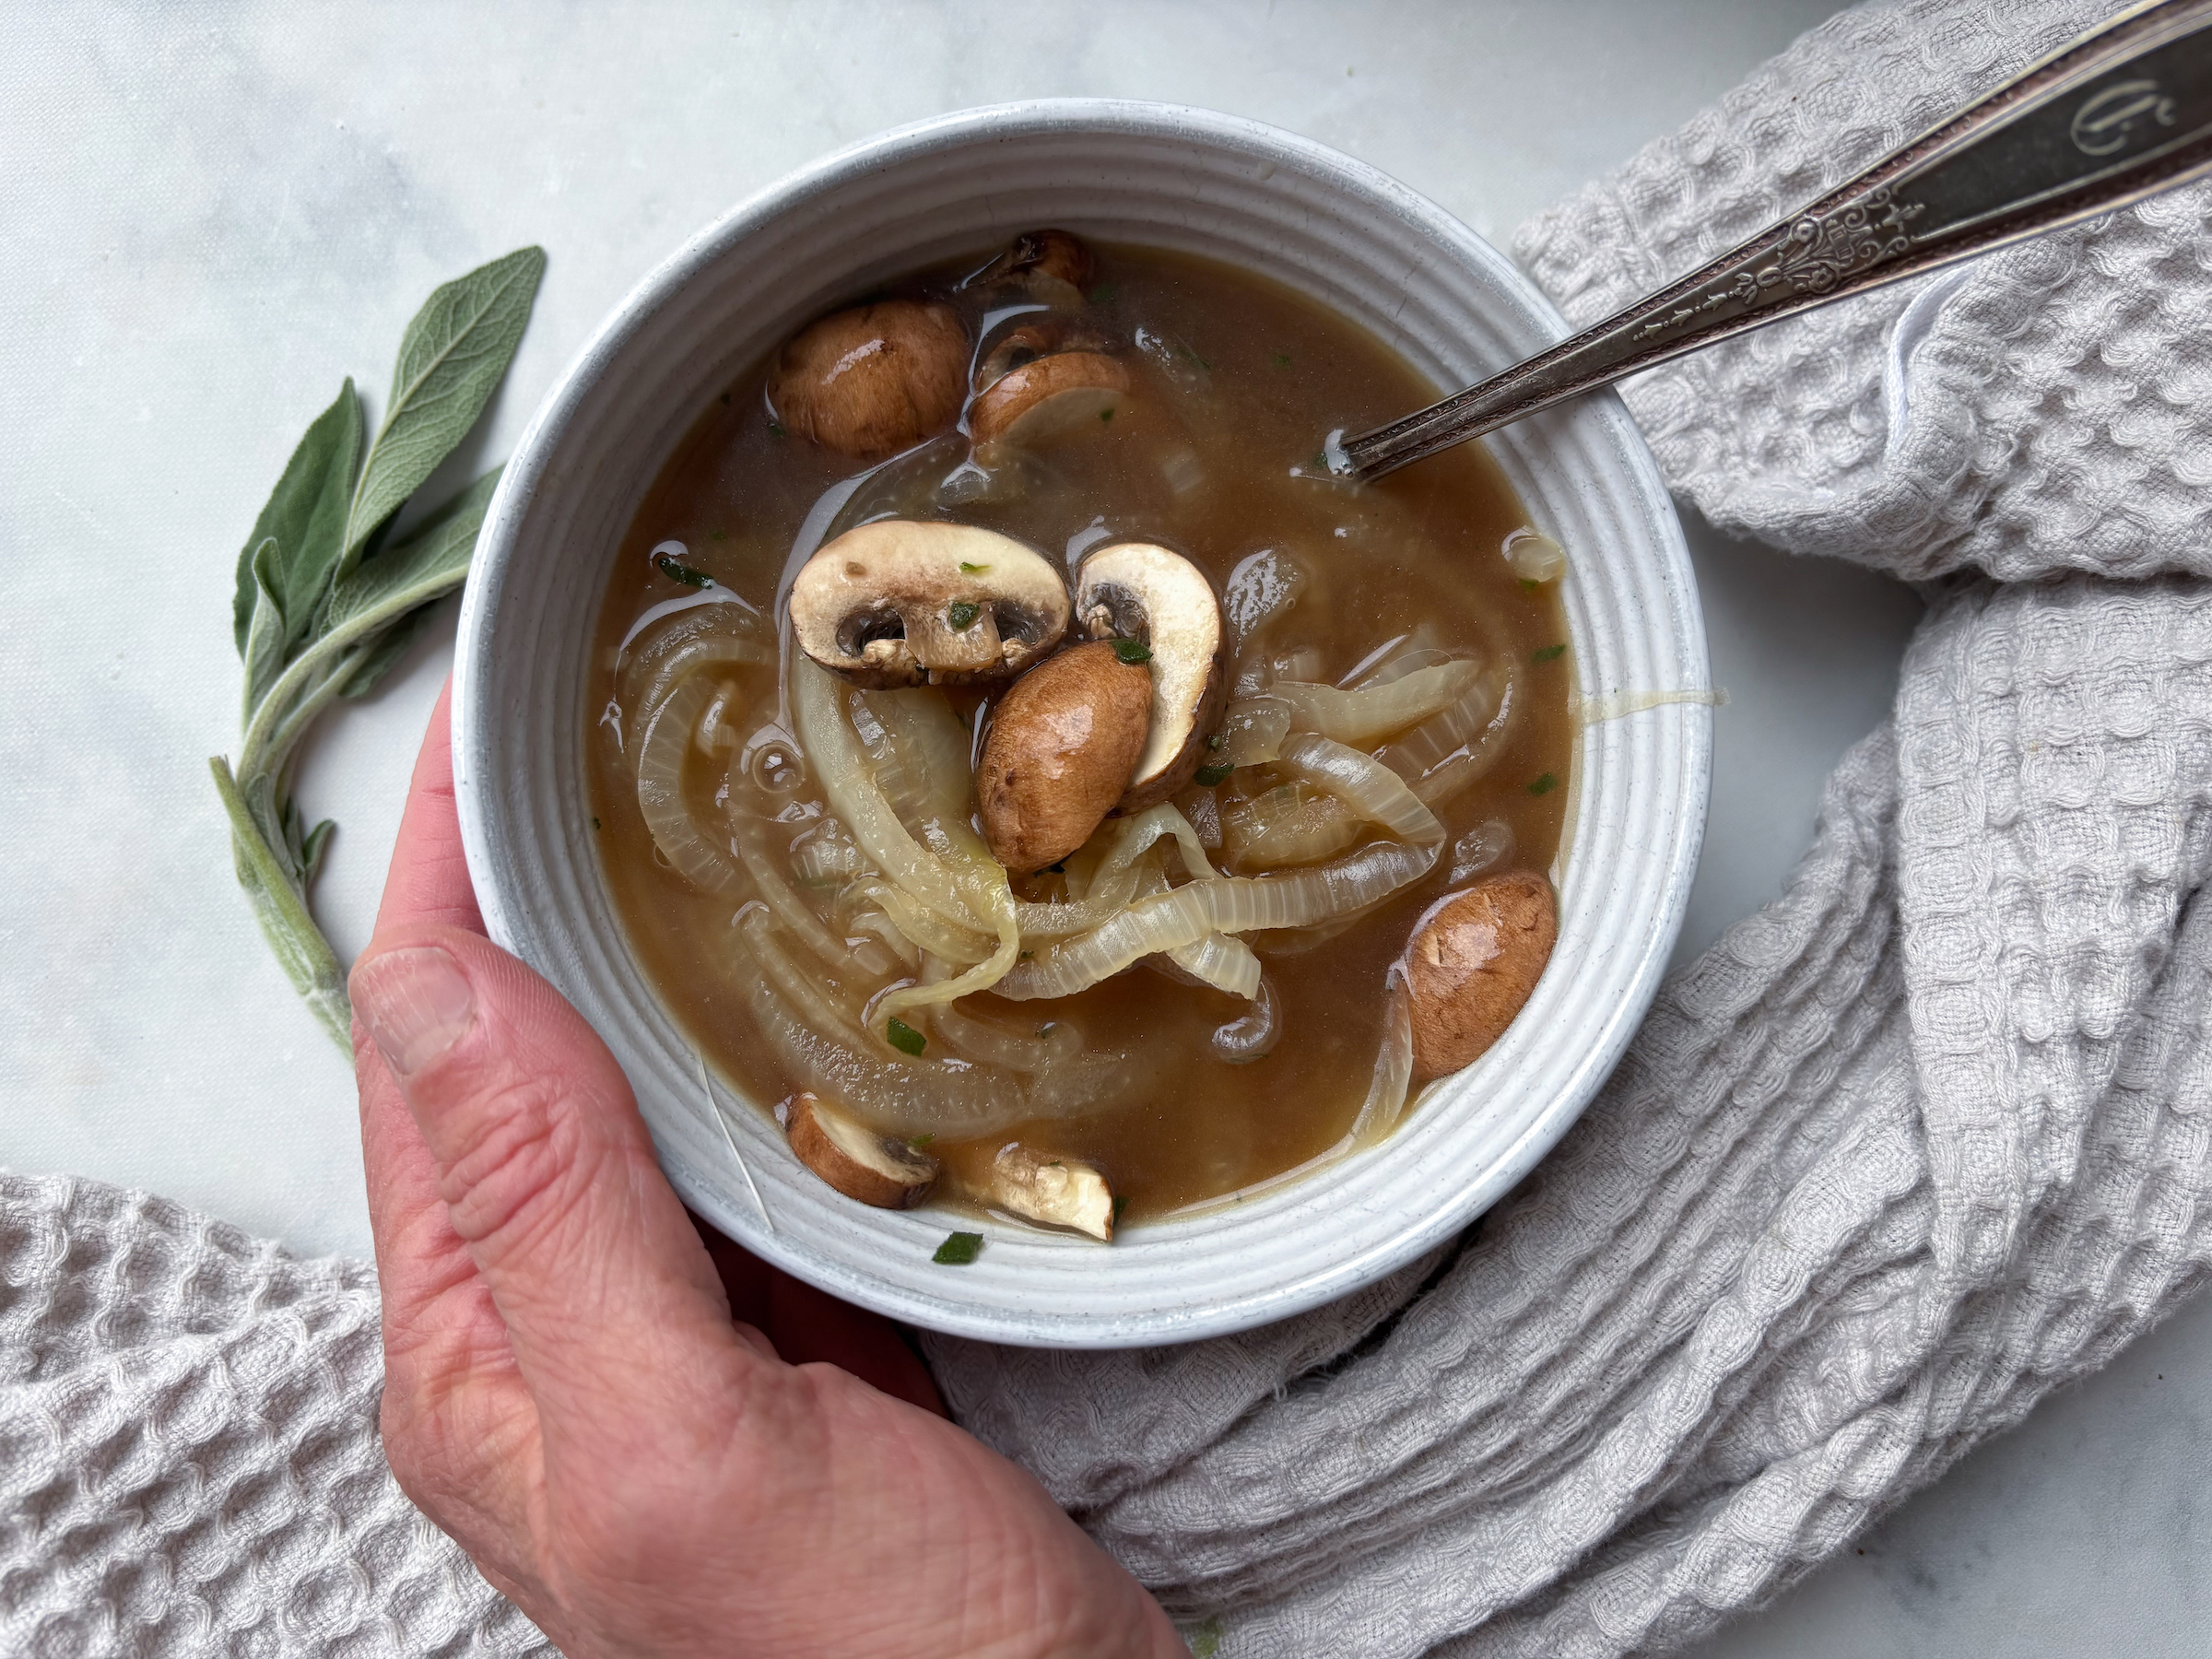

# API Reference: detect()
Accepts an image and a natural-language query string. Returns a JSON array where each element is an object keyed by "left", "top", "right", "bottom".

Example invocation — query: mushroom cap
[
  {"left": 1075, "top": 542, "right": 1227, "bottom": 812},
  {"left": 790, "top": 521, "right": 1071, "bottom": 688},
  {"left": 970, "top": 352, "right": 1134, "bottom": 445},
  {"left": 767, "top": 299, "right": 969, "bottom": 460},
  {"left": 785, "top": 1092, "right": 940, "bottom": 1208},
  {"left": 973, "top": 229, "right": 1097, "bottom": 305},
  {"left": 975, "top": 641, "right": 1154, "bottom": 875},
  {"left": 984, "top": 1144, "right": 1115, "bottom": 1240},
  {"left": 1403, "top": 872, "right": 1558, "bottom": 1080}
]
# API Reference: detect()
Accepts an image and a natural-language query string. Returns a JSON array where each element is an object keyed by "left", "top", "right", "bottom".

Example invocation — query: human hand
[{"left": 348, "top": 681, "right": 1184, "bottom": 1659}]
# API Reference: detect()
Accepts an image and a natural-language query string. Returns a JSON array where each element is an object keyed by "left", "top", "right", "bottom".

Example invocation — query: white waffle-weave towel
[{"left": 6, "top": 1, "right": 2212, "bottom": 1654}]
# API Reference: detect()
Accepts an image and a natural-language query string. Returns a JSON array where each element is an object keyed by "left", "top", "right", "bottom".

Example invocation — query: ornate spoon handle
[{"left": 1340, "top": 0, "right": 2212, "bottom": 481}]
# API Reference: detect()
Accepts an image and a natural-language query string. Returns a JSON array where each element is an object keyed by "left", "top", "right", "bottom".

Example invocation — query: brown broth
[{"left": 586, "top": 242, "right": 1572, "bottom": 1220}]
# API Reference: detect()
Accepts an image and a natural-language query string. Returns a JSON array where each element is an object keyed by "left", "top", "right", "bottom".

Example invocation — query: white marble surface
[{"left": 2, "top": 3, "right": 2203, "bottom": 1653}]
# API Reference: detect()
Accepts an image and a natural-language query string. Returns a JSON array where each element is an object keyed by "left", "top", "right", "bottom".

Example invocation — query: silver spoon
[{"left": 1339, "top": 0, "right": 2212, "bottom": 481}]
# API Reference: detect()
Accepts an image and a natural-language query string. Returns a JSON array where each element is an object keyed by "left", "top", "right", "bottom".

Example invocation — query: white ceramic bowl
[{"left": 454, "top": 100, "right": 1709, "bottom": 1349}]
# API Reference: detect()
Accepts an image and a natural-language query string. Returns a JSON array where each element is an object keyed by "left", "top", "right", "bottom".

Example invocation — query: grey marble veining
[{"left": 2, "top": 3, "right": 2202, "bottom": 1654}]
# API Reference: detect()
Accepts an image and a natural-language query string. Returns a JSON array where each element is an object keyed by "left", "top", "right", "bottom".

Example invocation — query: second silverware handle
[{"left": 1344, "top": 0, "right": 2212, "bottom": 480}]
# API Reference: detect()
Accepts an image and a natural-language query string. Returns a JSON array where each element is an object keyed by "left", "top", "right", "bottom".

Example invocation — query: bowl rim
[{"left": 455, "top": 96, "right": 1709, "bottom": 1347}]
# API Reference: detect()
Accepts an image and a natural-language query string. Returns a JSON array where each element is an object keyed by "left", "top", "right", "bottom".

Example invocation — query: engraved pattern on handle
[{"left": 1342, "top": 0, "right": 2212, "bottom": 482}]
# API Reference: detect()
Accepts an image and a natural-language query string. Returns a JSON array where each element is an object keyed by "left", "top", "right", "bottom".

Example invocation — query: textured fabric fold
[{"left": 0, "top": 1174, "right": 549, "bottom": 1657}]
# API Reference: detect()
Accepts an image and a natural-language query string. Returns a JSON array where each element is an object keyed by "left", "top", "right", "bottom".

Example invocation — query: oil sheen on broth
[{"left": 587, "top": 237, "right": 1571, "bottom": 1229}]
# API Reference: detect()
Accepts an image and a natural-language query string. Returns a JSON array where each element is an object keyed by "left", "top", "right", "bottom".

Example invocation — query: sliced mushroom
[
  {"left": 1403, "top": 872, "right": 1557, "bottom": 1080},
  {"left": 790, "top": 521, "right": 1070, "bottom": 688},
  {"left": 1075, "top": 542, "right": 1226, "bottom": 812},
  {"left": 972, "top": 319, "right": 1111, "bottom": 395},
  {"left": 767, "top": 299, "right": 969, "bottom": 460},
  {"left": 975, "top": 641, "right": 1152, "bottom": 874},
  {"left": 970, "top": 351, "right": 1134, "bottom": 445},
  {"left": 982, "top": 1144, "right": 1115, "bottom": 1240},
  {"left": 786, "top": 1091, "right": 940, "bottom": 1208},
  {"left": 971, "top": 228, "right": 1097, "bottom": 308}
]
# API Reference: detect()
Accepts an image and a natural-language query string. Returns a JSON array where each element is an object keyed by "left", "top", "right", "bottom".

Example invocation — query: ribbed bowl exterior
[{"left": 454, "top": 100, "right": 1709, "bottom": 1348}]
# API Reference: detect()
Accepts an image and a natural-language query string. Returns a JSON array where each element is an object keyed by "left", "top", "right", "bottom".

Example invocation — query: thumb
[{"left": 349, "top": 924, "right": 752, "bottom": 1423}]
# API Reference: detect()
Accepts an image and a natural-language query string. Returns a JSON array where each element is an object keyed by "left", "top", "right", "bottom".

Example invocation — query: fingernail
[{"left": 351, "top": 946, "right": 477, "bottom": 1077}]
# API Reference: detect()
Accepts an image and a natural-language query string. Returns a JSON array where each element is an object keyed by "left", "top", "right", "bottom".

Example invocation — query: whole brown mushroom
[
  {"left": 1403, "top": 872, "right": 1558, "bottom": 1080},
  {"left": 975, "top": 641, "right": 1153, "bottom": 875},
  {"left": 767, "top": 299, "right": 969, "bottom": 460}
]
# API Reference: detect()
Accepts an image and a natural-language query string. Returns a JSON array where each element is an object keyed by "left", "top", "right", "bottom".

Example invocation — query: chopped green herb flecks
[
  {"left": 1112, "top": 1195, "right": 1129, "bottom": 1227},
  {"left": 591, "top": 816, "right": 602, "bottom": 830},
  {"left": 1520, "top": 578, "right": 1542, "bottom": 594},
  {"left": 1206, "top": 733, "right": 1224, "bottom": 751},
  {"left": 1112, "top": 637, "right": 1152, "bottom": 665},
  {"left": 1527, "top": 772, "right": 1559, "bottom": 795},
  {"left": 959, "top": 560, "right": 989, "bottom": 574},
  {"left": 933, "top": 1231, "right": 984, "bottom": 1265},
  {"left": 1088, "top": 282, "right": 1117, "bottom": 303},
  {"left": 767, "top": 418, "right": 788, "bottom": 440},
  {"left": 1185, "top": 1617, "right": 1224, "bottom": 1657},
  {"left": 947, "top": 599, "right": 981, "bottom": 630},
  {"left": 1532, "top": 642, "right": 1566, "bottom": 664},
  {"left": 886, "top": 1018, "right": 926, "bottom": 1056},
  {"left": 1100, "top": 407, "right": 1114, "bottom": 424},
  {"left": 653, "top": 551, "right": 713, "bottom": 588},
  {"left": 1195, "top": 762, "right": 1234, "bottom": 787},
  {"left": 1270, "top": 352, "right": 1291, "bottom": 369},
  {"left": 1309, "top": 451, "right": 1330, "bottom": 472},
  {"left": 908, "top": 1134, "right": 935, "bottom": 1148}
]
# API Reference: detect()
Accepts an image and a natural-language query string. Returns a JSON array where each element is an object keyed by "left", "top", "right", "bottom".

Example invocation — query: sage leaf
[
  {"left": 231, "top": 380, "right": 361, "bottom": 653},
  {"left": 328, "top": 465, "right": 500, "bottom": 633},
  {"left": 342, "top": 246, "right": 545, "bottom": 570},
  {"left": 241, "top": 538, "right": 288, "bottom": 719},
  {"left": 218, "top": 253, "right": 537, "bottom": 1051}
]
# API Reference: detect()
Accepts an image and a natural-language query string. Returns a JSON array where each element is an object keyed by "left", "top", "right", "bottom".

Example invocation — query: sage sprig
[{"left": 213, "top": 246, "right": 546, "bottom": 1048}]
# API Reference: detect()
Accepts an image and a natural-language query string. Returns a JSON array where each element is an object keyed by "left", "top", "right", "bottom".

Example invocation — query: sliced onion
[
  {"left": 791, "top": 817, "right": 868, "bottom": 888},
  {"left": 1279, "top": 733, "right": 1443, "bottom": 844},
  {"left": 843, "top": 904, "right": 921, "bottom": 971},
  {"left": 726, "top": 786, "right": 888, "bottom": 976},
  {"left": 1166, "top": 931, "right": 1262, "bottom": 999},
  {"left": 851, "top": 686, "right": 973, "bottom": 828},
  {"left": 619, "top": 597, "right": 771, "bottom": 742},
  {"left": 1216, "top": 696, "right": 1293, "bottom": 768},
  {"left": 792, "top": 656, "right": 989, "bottom": 932},
  {"left": 841, "top": 877, "right": 996, "bottom": 964},
  {"left": 1348, "top": 978, "right": 1415, "bottom": 1145},
  {"left": 1450, "top": 818, "right": 1515, "bottom": 883},
  {"left": 1379, "top": 654, "right": 1521, "bottom": 807},
  {"left": 635, "top": 675, "right": 741, "bottom": 892},
  {"left": 1177, "top": 785, "right": 1223, "bottom": 849},
  {"left": 1221, "top": 782, "right": 1359, "bottom": 872},
  {"left": 929, "top": 990, "right": 1086, "bottom": 1073},
  {"left": 994, "top": 839, "right": 1436, "bottom": 1001},
  {"left": 1268, "top": 659, "right": 1480, "bottom": 747},
  {"left": 1211, "top": 971, "right": 1280, "bottom": 1064}
]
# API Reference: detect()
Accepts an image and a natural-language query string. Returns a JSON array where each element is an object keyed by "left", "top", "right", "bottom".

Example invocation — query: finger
[
  {"left": 350, "top": 922, "right": 755, "bottom": 1443},
  {"left": 354, "top": 682, "right": 533, "bottom": 1545},
  {"left": 373, "top": 677, "right": 482, "bottom": 936},
  {"left": 359, "top": 680, "right": 490, "bottom": 1345}
]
